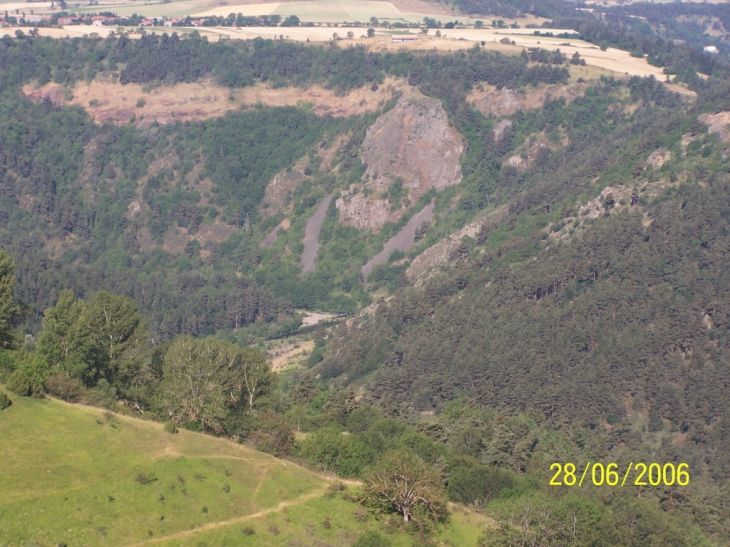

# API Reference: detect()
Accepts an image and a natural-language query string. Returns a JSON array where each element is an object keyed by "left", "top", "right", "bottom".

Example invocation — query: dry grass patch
[
  {"left": 269, "top": 340, "right": 315, "bottom": 371},
  {"left": 23, "top": 77, "right": 408, "bottom": 126}
]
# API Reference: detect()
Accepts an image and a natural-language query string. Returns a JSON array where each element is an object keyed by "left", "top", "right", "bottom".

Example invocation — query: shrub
[
  {"left": 222, "top": 483, "right": 230, "bottom": 493},
  {"left": 45, "top": 375, "right": 84, "bottom": 402},
  {"left": 241, "top": 525, "right": 255, "bottom": 535},
  {"left": 322, "top": 517, "right": 331, "bottom": 529},
  {"left": 447, "top": 465, "right": 516, "bottom": 507},
  {"left": 0, "top": 390, "right": 11, "bottom": 410},
  {"left": 135, "top": 473, "right": 155, "bottom": 485},
  {"left": 245, "top": 411, "right": 294, "bottom": 456},
  {"left": 163, "top": 420, "right": 178, "bottom": 434},
  {"left": 325, "top": 481, "right": 346, "bottom": 498},
  {"left": 353, "top": 531, "right": 390, "bottom": 547},
  {"left": 6, "top": 369, "right": 31, "bottom": 396}
]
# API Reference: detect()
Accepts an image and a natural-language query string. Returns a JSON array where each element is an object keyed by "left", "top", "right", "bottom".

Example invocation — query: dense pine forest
[{"left": 2, "top": 1, "right": 730, "bottom": 544}]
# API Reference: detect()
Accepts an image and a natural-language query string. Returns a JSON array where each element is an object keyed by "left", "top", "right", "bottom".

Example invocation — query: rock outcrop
[
  {"left": 261, "top": 157, "right": 308, "bottom": 218},
  {"left": 699, "top": 111, "right": 730, "bottom": 143},
  {"left": 406, "top": 205, "right": 508, "bottom": 283},
  {"left": 470, "top": 83, "right": 587, "bottom": 118},
  {"left": 337, "top": 91, "right": 464, "bottom": 231},
  {"left": 644, "top": 148, "right": 671, "bottom": 169}
]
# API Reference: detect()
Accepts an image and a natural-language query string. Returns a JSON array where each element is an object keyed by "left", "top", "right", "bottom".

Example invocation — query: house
[
  {"left": 704, "top": 45, "right": 719, "bottom": 54},
  {"left": 23, "top": 14, "right": 48, "bottom": 23},
  {"left": 391, "top": 35, "right": 418, "bottom": 42},
  {"left": 58, "top": 17, "right": 79, "bottom": 25}
]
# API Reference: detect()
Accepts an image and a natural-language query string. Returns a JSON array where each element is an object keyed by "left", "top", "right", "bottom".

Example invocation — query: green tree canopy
[
  {"left": 80, "top": 291, "right": 149, "bottom": 387},
  {"left": 37, "top": 290, "right": 93, "bottom": 383},
  {"left": 160, "top": 336, "right": 275, "bottom": 433},
  {"left": 362, "top": 449, "right": 447, "bottom": 530},
  {"left": 0, "top": 251, "right": 19, "bottom": 349}
]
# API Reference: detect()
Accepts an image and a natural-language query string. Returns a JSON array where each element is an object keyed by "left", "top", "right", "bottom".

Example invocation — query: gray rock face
[
  {"left": 361, "top": 92, "right": 464, "bottom": 194},
  {"left": 337, "top": 91, "right": 464, "bottom": 231}
]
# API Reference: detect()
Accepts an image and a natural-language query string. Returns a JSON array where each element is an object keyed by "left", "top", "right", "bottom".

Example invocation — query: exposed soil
[
  {"left": 162, "top": 221, "right": 237, "bottom": 253},
  {"left": 269, "top": 340, "right": 314, "bottom": 371},
  {"left": 301, "top": 194, "right": 333, "bottom": 273},
  {"left": 361, "top": 201, "right": 434, "bottom": 281},
  {"left": 22, "top": 77, "right": 408, "bottom": 126}
]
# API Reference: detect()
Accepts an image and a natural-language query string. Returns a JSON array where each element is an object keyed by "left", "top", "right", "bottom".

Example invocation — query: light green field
[
  {"left": 271, "top": 0, "right": 416, "bottom": 23},
  {"left": 0, "top": 387, "right": 492, "bottom": 547},
  {"left": 70, "top": 0, "right": 212, "bottom": 18},
  {"left": 66, "top": 0, "right": 474, "bottom": 23}
]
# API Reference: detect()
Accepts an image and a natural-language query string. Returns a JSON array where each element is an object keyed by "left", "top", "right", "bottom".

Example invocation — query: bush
[
  {"left": 244, "top": 411, "right": 294, "bottom": 456},
  {"left": 325, "top": 481, "right": 346, "bottom": 498},
  {"left": 353, "top": 531, "right": 390, "bottom": 547},
  {"left": 45, "top": 375, "right": 84, "bottom": 402},
  {"left": 6, "top": 369, "right": 31, "bottom": 396},
  {"left": 447, "top": 465, "right": 515, "bottom": 507},
  {"left": 241, "top": 525, "right": 255, "bottom": 535},
  {"left": 163, "top": 420, "right": 178, "bottom": 434},
  {"left": 0, "top": 390, "right": 11, "bottom": 410},
  {"left": 135, "top": 473, "right": 156, "bottom": 485}
]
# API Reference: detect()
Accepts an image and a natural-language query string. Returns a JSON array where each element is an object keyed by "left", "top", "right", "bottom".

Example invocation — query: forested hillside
[
  {"left": 2, "top": 4, "right": 730, "bottom": 544},
  {"left": 0, "top": 34, "right": 568, "bottom": 337}
]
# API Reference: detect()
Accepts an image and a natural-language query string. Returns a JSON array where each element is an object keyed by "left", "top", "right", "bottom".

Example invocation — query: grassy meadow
[{"left": 0, "top": 387, "right": 492, "bottom": 546}]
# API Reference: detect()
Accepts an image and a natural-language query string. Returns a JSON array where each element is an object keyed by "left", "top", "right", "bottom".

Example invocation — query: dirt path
[
  {"left": 301, "top": 194, "right": 333, "bottom": 273},
  {"left": 361, "top": 201, "right": 434, "bottom": 281},
  {"left": 123, "top": 488, "right": 326, "bottom": 547}
]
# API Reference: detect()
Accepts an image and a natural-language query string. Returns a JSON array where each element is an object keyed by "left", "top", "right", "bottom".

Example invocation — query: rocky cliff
[
  {"left": 337, "top": 91, "right": 464, "bottom": 231},
  {"left": 470, "top": 83, "right": 587, "bottom": 118}
]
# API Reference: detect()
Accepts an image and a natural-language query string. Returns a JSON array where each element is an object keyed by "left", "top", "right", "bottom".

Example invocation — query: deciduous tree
[{"left": 362, "top": 450, "right": 447, "bottom": 530}]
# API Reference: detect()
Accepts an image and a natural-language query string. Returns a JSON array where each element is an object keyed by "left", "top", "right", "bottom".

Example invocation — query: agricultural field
[{"left": 0, "top": 387, "right": 493, "bottom": 546}]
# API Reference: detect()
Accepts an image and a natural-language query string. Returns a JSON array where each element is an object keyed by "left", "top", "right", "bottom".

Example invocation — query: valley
[{"left": 2, "top": 1, "right": 730, "bottom": 544}]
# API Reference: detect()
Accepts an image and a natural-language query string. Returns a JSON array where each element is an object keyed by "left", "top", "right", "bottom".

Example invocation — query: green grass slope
[
  {"left": 0, "top": 388, "right": 325, "bottom": 546},
  {"left": 0, "top": 388, "right": 493, "bottom": 547}
]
